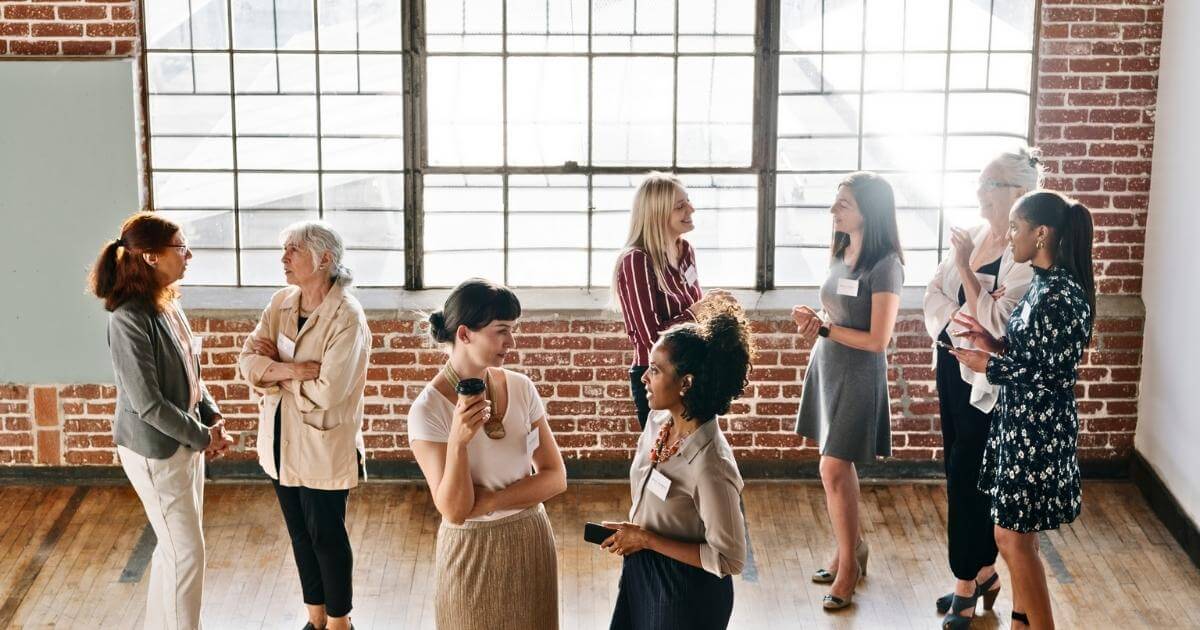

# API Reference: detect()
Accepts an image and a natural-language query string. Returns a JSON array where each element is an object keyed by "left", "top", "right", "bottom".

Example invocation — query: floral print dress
[{"left": 979, "top": 265, "right": 1093, "bottom": 533}]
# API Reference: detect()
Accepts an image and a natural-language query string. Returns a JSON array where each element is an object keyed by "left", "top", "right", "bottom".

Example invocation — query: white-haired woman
[
  {"left": 923, "top": 148, "right": 1041, "bottom": 628},
  {"left": 238, "top": 221, "right": 370, "bottom": 630},
  {"left": 613, "top": 172, "right": 733, "bottom": 430}
]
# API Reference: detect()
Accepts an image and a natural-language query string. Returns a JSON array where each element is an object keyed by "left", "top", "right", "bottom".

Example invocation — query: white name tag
[
  {"left": 837, "top": 278, "right": 860, "bottom": 297},
  {"left": 647, "top": 468, "right": 672, "bottom": 501},
  {"left": 975, "top": 273, "right": 997, "bottom": 292},
  {"left": 1018, "top": 302, "right": 1032, "bottom": 324},
  {"left": 276, "top": 333, "right": 296, "bottom": 362},
  {"left": 683, "top": 264, "right": 698, "bottom": 285},
  {"left": 190, "top": 335, "right": 203, "bottom": 357},
  {"left": 526, "top": 426, "right": 540, "bottom": 456}
]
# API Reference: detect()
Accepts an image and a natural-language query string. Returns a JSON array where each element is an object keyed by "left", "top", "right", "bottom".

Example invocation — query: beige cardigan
[
  {"left": 239, "top": 284, "right": 370, "bottom": 490},
  {"left": 923, "top": 224, "right": 1034, "bottom": 414}
]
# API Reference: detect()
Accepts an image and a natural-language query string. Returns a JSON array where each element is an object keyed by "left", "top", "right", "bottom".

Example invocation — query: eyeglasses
[
  {"left": 978, "top": 180, "right": 1023, "bottom": 192},
  {"left": 165, "top": 243, "right": 190, "bottom": 254}
]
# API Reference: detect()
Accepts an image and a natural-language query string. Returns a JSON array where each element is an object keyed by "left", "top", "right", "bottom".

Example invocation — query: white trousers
[{"left": 118, "top": 444, "right": 206, "bottom": 630}]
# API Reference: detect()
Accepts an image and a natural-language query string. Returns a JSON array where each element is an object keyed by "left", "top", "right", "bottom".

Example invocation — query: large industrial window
[{"left": 141, "top": 0, "right": 1037, "bottom": 290}]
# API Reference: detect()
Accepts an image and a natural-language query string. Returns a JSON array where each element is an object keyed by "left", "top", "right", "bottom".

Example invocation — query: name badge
[
  {"left": 683, "top": 264, "right": 698, "bottom": 286},
  {"left": 190, "top": 335, "right": 203, "bottom": 357},
  {"left": 837, "top": 278, "right": 860, "bottom": 297},
  {"left": 975, "top": 273, "right": 997, "bottom": 292},
  {"left": 526, "top": 426, "right": 540, "bottom": 456},
  {"left": 276, "top": 333, "right": 296, "bottom": 362},
  {"left": 647, "top": 468, "right": 672, "bottom": 501}
]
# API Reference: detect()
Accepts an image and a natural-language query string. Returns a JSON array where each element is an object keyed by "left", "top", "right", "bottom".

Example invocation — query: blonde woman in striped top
[{"left": 613, "top": 172, "right": 735, "bottom": 431}]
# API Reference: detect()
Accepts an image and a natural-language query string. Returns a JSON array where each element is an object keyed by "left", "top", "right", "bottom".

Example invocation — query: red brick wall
[
  {"left": 0, "top": 1, "right": 1157, "bottom": 470},
  {"left": 0, "top": 0, "right": 138, "bottom": 56}
]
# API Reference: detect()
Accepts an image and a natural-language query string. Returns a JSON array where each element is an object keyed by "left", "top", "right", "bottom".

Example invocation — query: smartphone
[{"left": 584, "top": 522, "right": 617, "bottom": 545}]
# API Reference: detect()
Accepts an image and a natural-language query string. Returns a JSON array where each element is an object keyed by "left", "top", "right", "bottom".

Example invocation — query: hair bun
[{"left": 429, "top": 311, "right": 450, "bottom": 343}]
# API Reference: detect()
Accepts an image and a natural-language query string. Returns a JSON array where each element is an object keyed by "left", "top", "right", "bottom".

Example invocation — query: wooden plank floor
[{"left": 1, "top": 480, "right": 1197, "bottom": 629}]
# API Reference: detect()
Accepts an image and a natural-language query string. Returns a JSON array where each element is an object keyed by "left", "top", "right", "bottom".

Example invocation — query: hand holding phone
[{"left": 584, "top": 522, "right": 617, "bottom": 545}]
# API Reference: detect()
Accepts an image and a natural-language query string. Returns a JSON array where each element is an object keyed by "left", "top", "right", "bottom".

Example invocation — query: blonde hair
[
  {"left": 993, "top": 146, "right": 1045, "bottom": 191},
  {"left": 611, "top": 172, "right": 686, "bottom": 301}
]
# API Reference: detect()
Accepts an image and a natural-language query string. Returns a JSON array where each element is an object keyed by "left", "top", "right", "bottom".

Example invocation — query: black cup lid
[{"left": 455, "top": 378, "right": 486, "bottom": 395}]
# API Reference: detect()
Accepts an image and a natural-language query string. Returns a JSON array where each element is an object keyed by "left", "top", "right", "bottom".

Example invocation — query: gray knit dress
[{"left": 795, "top": 253, "right": 904, "bottom": 463}]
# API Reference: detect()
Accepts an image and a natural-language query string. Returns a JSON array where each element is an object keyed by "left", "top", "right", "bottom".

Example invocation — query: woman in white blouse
[
  {"left": 923, "top": 148, "right": 1042, "bottom": 628},
  {"left": 600, "top": 302, "right": 754, "bottom": 630},
  {"left": 409, "top": 278, "right": 567, "bottom": 630}
]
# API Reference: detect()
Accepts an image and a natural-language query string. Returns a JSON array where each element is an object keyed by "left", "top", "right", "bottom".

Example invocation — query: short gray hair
[
  {"left": 279, "top": 220, "right": 354, "bottom": 287},
  {"left": 993, "top": 146, "right": 1045, "bottom": 191}
]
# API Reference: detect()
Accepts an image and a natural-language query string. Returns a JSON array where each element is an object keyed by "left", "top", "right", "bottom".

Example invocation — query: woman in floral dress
[{"left": 950, "top": 190, "right": 1095, "bottom": 630}]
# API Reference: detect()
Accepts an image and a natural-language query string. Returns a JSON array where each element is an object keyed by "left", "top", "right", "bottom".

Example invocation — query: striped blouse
[{"left": 615, "top": 240, "right": 703, "bottom": 366}]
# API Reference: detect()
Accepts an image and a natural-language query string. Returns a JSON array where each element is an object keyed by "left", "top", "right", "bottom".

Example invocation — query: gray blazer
[{"left": 108, "top": 299, "right": 220, "bottom": 459}]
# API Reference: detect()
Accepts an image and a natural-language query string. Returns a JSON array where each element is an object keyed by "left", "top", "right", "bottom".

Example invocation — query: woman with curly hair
[{"left": 599, "top": 302, "right": 756, "bottom": 630}]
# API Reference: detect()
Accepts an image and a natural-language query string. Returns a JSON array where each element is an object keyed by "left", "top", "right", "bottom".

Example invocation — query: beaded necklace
[{"left": 649, "top": 416, "right": 695, "bottom": 464}]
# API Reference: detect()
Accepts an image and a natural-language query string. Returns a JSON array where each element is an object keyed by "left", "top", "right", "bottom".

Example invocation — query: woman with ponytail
[
  {"left": 599, "top": 301, "right": 755, "bottom": 630},
  {"left": 90, "top": 212, "right": 234, "bottom": 629},
  {"left": 409, "top": 278, "right": 566, "bottom": 630},
  {"left": 950, "top": 191, "right": 1096, "bottom": 630},
  {"left": 238, "top": 220, "right": 370, "bottom": 630}
]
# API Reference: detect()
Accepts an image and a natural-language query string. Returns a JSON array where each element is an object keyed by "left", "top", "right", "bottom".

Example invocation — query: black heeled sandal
[{"left": 936, "top": 572, "right": 1001, "bottom": 614}]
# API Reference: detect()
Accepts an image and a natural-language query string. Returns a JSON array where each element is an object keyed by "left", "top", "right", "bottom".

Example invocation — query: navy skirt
[{"left": 609, "top": 549, "right": 734, "bottom": 630}]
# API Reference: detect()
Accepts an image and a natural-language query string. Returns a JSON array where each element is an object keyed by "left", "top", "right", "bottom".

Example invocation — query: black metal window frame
[{"left": 139, "top": 0, "right": 1039, "bottom": 291}]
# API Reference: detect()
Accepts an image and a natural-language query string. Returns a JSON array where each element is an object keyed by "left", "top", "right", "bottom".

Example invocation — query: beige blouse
[{"left": 628, "top": 410, "right": 747, "bottom": 578}]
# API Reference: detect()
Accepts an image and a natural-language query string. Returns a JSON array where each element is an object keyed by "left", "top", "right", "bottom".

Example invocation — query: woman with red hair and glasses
[{"left": 89, "top": 212, "right": 234, "bottom": 630}]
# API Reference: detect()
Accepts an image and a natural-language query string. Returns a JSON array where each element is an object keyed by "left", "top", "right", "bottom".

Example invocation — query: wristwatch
[{"left": 817, "top": 324, "right": 831, "bottom": 338}]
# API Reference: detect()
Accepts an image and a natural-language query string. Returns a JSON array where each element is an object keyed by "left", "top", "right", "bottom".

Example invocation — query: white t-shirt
[{"left": 408, "top": 369, "right": 547, "bottom": 522}]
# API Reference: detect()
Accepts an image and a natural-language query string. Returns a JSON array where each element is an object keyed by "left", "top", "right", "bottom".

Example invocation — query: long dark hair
[
  {"left": 428, "top": 278, "right": 522, "bottom": 344},
  {"left": 89, "top": 212, "right": 181, "bottom": 312},
  {"left": 658, "top": 301, "right": 756, "bottom": 424},
  {"left": 832, "top": 172, "right": 905, "bottom": 272},
  {"left": 1014, "top": 190, "right": 1097, "bottom": 323}
]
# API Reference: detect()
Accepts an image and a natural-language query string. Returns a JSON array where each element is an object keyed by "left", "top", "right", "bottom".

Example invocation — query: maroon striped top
[{"left": 615, "top": 240, "right": 704, "bottom": 366}]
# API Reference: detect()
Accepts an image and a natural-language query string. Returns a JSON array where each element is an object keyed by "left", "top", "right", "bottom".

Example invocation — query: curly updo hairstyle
[
  {"left": 428, "top": 278, "right": 522, "bottom": 344},
  {"left": 657, "top": 300, "right": 757, "bottom": 424}
]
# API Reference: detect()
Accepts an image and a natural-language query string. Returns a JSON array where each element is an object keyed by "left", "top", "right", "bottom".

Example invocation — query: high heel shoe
[
  {"left": 822, "top": 562, "right": 861, "bottom": 611},
  {"left": 812, "top": 538, "right": 869, "bottom": 583},
  {"left": 936, "top": 571, "right": 1000, "bottom": 614},
  {"left": 941, "top": 593, "right": 978, "bottom": 629}
]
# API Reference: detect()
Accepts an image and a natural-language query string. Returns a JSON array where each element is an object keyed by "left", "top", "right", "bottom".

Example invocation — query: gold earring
[{"left": 1036, "top": 238, "right": 1044, "bottom": 249}]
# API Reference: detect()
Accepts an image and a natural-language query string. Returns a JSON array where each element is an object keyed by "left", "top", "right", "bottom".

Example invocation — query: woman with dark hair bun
[
  {"left": 600, "top": 301, "right": 755, "bottom": 630},
  {"left": 950, "top": 191, "right": 1095, "bottom": 630},
  {"left": 408, "top": 278, "right": 567, "bottom": 630},
  {"left": 791, "top": 172, "right": 905, "bottom": 611}
]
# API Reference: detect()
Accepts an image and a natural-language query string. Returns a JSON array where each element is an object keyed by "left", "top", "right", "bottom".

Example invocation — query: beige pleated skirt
[{"left": 434, "top": 503, "right": 559, "bottom": 630}]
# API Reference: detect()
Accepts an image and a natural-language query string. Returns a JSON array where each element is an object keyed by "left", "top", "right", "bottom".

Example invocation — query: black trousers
[
  {"left": 272, "top": 480, "right": 354, "bottom": 617},
  {"left": 630, "top": 366, "right": 651, "bottom": 431},
  {"left": 937, "top": 340, "right": 1000, "bottom": 581},
  {"left": 610, "top": 550, "right": 734, "bottom": 630}
]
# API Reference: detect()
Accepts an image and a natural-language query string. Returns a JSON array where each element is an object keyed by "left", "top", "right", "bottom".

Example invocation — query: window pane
[
  {"left": 150, "top": 96, "right": 232, "bottom": 135},
  {"left": 779, "top": 94, "right": 861, "bottom": 136},
  {"left": 680, "top": 175, "right": 757, "bottom": 287},
  {"left": 592, "top": 0, "right": 674, "bottom": 53},
  {"left": 906, "top": 0, "right": 950, "bottom": 50},
  {"left": 506, "top": 58, "right": 588, "bottom": 167},
  {"left": 865, "top": 0, "right": 904, "bottom": 51},
  {"left": 949, "top": 52, "right": 988, "bottom": 89},
  {"left": 358, "top": 0, "right": 403, "bottom": 51},
  {"left": 775, "top": 246, "right": 833, "bottom": 286},
  {"left": 592, "top": 58, "right": 673, "bottom": 166},
  {"left": 145, "top": 0, "right": 193, "bottom": 49},
  {"left": 321, "top": 95, "right": 404, "bottom": 135},
  {"left": 154, "top": 172, "right": 235, "bottom": 209},
  {"left": 236, "top": 137, "right": 319, "bottom": 170},
  {"left": 342, "top": 249, "right": 405, "bottom": 286},
  {"left": 991, "top": 0, "right": 1036, "bottom": 51},
  {"left": 677, "top": 56, "right": 754, "bottom": 167},
  {"left": 945, "top": 135, "right": 1028, "bottom": 171},
  {"left": 678, "top": 0, "right": 754, "bottom": 53},
  {"left": 152, "top": 137, "right": 234, "bottom": 170},
  {"left": 427, "top": 57, "right": 503, "bottom": 166},
  {"left": 862, "top": 93, "right": 944, "bottom": 135},
  {"left": 781, "top": 0, "right": 822, "bottom": 51},
  {"left": 988, "top": 53, "right": 1032, "bottom": 91},
  {"left": 778, "top": 138, "right": 858, "bottom": 172},
  {"left": 325, "top": 210, "right": 405, "bottom": 249},
  {"left": 506, "top": 0, "right": 588, "bottom": 53},
  {"left": 825, "top": 0, "right": 865, "bottom": 52},
  {"left": 861, "top": 136, "right": 944, "bottom": 172},
  {"left": 158, "top": 210, "right": 236, "bottom": 249},
  {"left": 423, "top": 175, "right": 504, "bottom": 287},
  {"left": 947, "top": 92, "right": 1028, "bottom": 135},
  {"left": 950, "top": 0, "right": 990, "bottom": 51},
  {"left": 425, "top": 0, "right": 503, "bottom": 52},
  {"left": 323, "top": 173, "right": 405, "bottom": 210},
  {"left": 239, "top": 210, "right": 318, "bottom": 248},
  {"left": 779, "top": 54, "right": 861, "bottom": 93},
  {"left": 863, "top": 53, "right": 945, "bottom": 91},
  {"left": 238, "top": 173, "right": 319, "bottom": 209},
  {"left": 179, "top": 250, "right": 238, "bottom": 285}
]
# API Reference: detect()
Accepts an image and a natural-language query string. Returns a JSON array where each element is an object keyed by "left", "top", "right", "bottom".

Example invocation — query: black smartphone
[{"left": 584, "top": 522, "right": 617, "bottom": 545}]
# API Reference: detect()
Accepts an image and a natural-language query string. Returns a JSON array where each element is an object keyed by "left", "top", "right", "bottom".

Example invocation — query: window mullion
[{"left": 754, "top": 0, "right": 781, "bottom": 291}]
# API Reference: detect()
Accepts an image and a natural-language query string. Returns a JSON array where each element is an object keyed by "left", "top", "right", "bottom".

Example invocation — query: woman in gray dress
[{"left": 792, "top": 172, "right": 904, "bottom": 611}]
